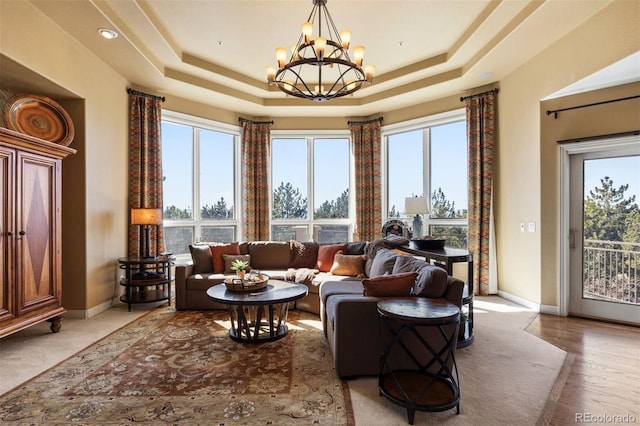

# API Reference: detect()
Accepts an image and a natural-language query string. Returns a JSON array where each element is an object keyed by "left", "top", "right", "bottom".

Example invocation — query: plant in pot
[{"left": 231, "top": 259, "right": 249, "bottom": 279}]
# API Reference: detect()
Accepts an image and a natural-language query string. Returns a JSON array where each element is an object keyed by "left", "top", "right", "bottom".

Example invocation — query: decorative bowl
[
  {"left": 410, "top": 237, "right": 446, "bottom": 250},
  {"left": 224, "top": 274, "right": 269, "bottom": 292}
]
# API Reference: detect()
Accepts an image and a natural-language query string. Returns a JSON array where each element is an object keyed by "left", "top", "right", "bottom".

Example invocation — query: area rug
[{"left": 0, "top": 306, "right": 354, "bottom": 425}]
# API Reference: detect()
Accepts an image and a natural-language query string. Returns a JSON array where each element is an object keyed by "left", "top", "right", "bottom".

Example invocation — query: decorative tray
[{"left": 224, "top": 274, "right": 269, "bottom": 292}]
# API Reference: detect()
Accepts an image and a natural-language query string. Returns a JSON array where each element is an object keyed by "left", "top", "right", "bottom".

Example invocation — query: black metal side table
[
  {"left": 118, "top": 256, "right": 173, "bottom": 311},
  {"left": 377, "top": 298, "right": 461, "bottom": 425}
]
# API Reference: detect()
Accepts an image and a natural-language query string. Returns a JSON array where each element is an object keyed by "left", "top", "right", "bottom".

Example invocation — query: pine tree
[{"left": 272, "top": 182, "right": 307, "bottom": 219}]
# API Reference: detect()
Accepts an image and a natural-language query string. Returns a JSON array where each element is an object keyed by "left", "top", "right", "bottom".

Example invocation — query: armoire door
[
  {"left": 16, "top": 150, "right": 62, "bottom": 316},
  {"left": 0, "top": 147, "right": 15, "bottom": 322}
]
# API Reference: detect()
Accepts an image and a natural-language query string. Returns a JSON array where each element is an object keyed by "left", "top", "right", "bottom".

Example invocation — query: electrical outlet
[
  {"left": 528, "top": 222, "right": 536, "bottom": 232},
  {"left": 520, "top": 222, "right": 526, "bottom": 232}
]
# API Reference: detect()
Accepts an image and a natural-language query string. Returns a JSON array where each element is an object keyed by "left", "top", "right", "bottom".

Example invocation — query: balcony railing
[{"left": 583, "top": 239, "right": 639, "bottom": 305}]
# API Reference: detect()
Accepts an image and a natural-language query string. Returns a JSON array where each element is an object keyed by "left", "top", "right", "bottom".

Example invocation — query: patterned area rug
[{"left": 0, "top": 306, "right": 353, "bottom": 425}]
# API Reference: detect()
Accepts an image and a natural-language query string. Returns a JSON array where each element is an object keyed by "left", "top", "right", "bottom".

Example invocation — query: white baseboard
[
  {"left": 64, "top": 299, "right": 116, "bottom": 319},
  {"left": 497, "top": 290, "right": 562, "bottom": 316}
]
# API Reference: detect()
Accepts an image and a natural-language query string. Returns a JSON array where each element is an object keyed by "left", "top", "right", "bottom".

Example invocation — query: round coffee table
[{"left": 206, "top": 280, "right": 307, "bottom": 343}]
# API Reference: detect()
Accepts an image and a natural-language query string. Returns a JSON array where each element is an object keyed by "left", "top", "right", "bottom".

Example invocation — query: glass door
[{"left": 569, "top": 143, "right": 640, "bottom": 324}]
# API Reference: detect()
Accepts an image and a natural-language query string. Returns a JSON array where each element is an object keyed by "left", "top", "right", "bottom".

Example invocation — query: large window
[
  {"left": 271, "top": 134, "right": 351, "bottom": 243},
  {"left": 384, "top": 110, "right": 468, "bottom": 248},
  {"left": 161, "top": 112, "right": 240, "bottom": 255}
]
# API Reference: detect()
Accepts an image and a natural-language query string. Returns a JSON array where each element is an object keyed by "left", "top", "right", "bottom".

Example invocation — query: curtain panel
[
  {"left": 465, "top": 91, "right": 498, "bottom": 295},
  {"left": 349, "top": 119, "right": 383, "bottom": 242},
  {"left": 128, "top": 91, "right": 165, "bottom": 257},
  {"left": 241, "top": 119, "right": 272, "bottom": 241}
]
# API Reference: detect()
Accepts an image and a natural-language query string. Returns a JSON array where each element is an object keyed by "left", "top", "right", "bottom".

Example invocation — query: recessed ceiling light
[
  {"left": 98, "top": 28, "right": 119, "bottom": 40},
  {"left": 478, "top": 72, "right": 493, "bottom": 80}
]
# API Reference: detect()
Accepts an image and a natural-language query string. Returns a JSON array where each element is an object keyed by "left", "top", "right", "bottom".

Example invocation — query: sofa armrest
[{"left": 175, "top": 263, "right": 194, "bottom": 310}]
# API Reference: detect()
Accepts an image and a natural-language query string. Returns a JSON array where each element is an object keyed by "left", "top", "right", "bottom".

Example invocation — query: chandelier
[{"left": 266, "top": 0, "right": 374, "bottom": 102}]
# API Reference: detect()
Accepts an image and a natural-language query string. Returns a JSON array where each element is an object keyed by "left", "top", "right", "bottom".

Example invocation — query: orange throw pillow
[
  {"left": 210, "top": 243, "right": 240, "bottom": 273},
  {"left": 316, "top": 243, "right": 348, "bottom": 272},
  {"left": 330, "top": 251, "right": 366, "bottom": 277},
  {"left": 362, "top": 272, "right": 418, "bottom": 297}
]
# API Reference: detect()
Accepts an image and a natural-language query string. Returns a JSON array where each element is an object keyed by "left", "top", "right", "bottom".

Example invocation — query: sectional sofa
[{"left": 174, "top": 237, "right": 464, "bottom": 378}]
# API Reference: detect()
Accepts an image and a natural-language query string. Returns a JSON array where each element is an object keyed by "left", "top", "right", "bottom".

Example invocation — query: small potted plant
[{"left": 230, "top": 258, "right": 249, "bottom": 279}]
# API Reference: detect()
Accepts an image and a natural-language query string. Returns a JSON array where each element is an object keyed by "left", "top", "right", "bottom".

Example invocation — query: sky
[{"left": 161, "top": 120, "right": 638, "bottom": 219}]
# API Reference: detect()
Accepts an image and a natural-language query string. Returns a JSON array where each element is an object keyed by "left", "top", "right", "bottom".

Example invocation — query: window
[
  {"left": 384, "top": 110, "right": 468, "bottom": 248},
  {"left": 271, "top": 134, "right": 351, "bottom": 243},
  {"left": 161, "top": 112, "right": 240, "bottom": 256}
]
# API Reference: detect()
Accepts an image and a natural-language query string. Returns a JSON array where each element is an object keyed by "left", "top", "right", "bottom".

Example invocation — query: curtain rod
[
  {"left": 238, "top": 117, "right": 274, "bottom": 125},
  {"left": 127, "top": 88, "right": 165, "bottom": 102},
  {"left": 460, "top": 88, "right": 499, "bottom": 102},
  {"left": 347, "top": 117, "right": 383, "bottom": 125},
  {"left": 546, "top": 95, "right": 640, "bottom": 119}
]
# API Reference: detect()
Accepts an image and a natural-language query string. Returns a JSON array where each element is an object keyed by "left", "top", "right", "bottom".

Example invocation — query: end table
[
  {"left": 377, "top": 298, "right": 461, "bottom": 425},
  {"left": 118, "top": 256, "right": 174, "bottom": 311}
]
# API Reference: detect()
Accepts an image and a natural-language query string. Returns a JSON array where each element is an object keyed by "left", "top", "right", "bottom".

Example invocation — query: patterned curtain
[
  {"left": 349, "top": 118, "right": 383, "bottom": 242},
  {"left": 465, "top": 90, "right": 498, "bottom": 295},
  {"left": 240, "top": 118, "right": 272, "bottom": 241},
  {"left": 128, "top": 89, "right": 165, "bottom": 257}
]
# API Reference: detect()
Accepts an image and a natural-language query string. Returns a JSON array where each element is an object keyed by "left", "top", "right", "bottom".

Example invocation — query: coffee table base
[{"left": 227, "top": 302, "right": 291, "bottom": 343}]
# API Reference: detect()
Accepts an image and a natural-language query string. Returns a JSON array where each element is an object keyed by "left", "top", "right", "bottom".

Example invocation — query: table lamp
[
  {"left": 130, "top": 208, "right": 163, "bottom": 258},
  {"left": 404, "top": 196, "right": 429, "bottom": 238}
]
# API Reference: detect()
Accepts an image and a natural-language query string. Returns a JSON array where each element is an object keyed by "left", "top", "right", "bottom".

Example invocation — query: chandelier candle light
[{"left": 266, "top": 0, "right": 374, "bottom": 102}]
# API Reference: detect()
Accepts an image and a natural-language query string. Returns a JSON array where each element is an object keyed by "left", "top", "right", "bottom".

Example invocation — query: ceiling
[{"left": 23, "top": 0, "right": 631, "bottom": 118}]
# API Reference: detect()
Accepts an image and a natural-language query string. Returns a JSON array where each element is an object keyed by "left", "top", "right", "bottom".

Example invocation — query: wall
[
  {"left": 496, "top": 0, "right": 639, "bottom": 308},
  {"left": 1, "top": 1, "right": 130, "bottom": 316}
]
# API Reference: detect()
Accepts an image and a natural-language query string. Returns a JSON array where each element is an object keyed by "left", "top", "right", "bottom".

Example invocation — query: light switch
[
  {"left": 520, "top": 222, "right": 525, "bottom": 232},
  {"left": 528, "top": 222, "right": 536, "bottom": 232}
]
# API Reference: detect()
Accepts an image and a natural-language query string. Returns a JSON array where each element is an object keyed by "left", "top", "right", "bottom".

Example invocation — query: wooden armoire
[{"left": 0, "top": 127, "right": 76, "bottom": 338}]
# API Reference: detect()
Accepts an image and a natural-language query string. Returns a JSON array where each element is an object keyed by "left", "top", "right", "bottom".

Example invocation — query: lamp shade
[
  {"left": 130, "top": 208, "right": 163, "bottom": 225},
  {"left": 404, "top": 196, "right": 429, "bottom": 215}
]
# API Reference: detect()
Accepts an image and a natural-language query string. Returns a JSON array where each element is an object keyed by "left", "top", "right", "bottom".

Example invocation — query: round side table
[{"left": 377, "top": 298, "right": 461, "bottom": 425}]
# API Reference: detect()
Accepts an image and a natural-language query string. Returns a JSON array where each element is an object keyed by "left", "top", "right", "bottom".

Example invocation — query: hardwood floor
[{"left": 526, "top": 314, "right": 639, "bottom": 426}]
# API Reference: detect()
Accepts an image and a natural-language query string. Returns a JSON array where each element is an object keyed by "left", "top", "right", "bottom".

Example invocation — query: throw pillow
[
  {"left": 392, "top": 254, "right": 448, "bottom": 297},
  {"left": 210, "top": 242, "right": 241, "bottom": 273},
  {"left": 316, "top": 243, "right": 348, "bottom": 272},
  {"left": 222, "top": 254, "right": 252, "bottom": 274},
  {"left": 329, "top": 251, "right": 366, "bottom": 277},
  {"left": 362, "top": 271, "right": 418, "bottom": 297},
  {"left": 368, "top": 248, "right": 399, "bottom": 278},
  {"left": 189, "top": 244, "right": 214, "bottom": 274},
  {"left": 413, "top": 264, "right": 449, "bottom": 298},
  {"left": 289, "top": 240, "right": 320, "bottom": 269}
]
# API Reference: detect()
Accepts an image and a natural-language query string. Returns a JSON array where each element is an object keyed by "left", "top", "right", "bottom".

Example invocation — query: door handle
[{"left": 569, "top": 229, "right": 576, "bottom": 249}]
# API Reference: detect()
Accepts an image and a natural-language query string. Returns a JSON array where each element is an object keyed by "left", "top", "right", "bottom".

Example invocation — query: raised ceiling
[{"left": 29, "top": 0, "right": 616, "bottom": 117}]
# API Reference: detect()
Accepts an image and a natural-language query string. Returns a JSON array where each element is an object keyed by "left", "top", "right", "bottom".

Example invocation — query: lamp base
[{"left": 412, "top": 215, "right": 423, "bottom": 238}]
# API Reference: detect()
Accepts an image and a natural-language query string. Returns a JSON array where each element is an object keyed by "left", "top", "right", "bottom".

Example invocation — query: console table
[{"left": 398, "top": 244, "right": 474, "bottom": 347}]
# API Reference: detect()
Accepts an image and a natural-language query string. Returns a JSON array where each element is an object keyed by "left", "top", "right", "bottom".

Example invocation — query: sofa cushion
[
  {"left": 222, "top": 254, "right": 252, "bottom": 274},
  {"left": 289, "top": 240, "right": 319, "bottom": 268},
  {"left": 368, "top": 248, "right": 398, "bottom": 277},
  {"left": 362, "top": 271, "right": 417, "bottom": 297},
  {"left": 248, "top": 241, "right": 291, "bottom": 269},
  {"left": 346, "top": 241, "right": 367, "bottom": 255},
  {"left": 330, "top": 251, "right": 366, "bottom": 277},
  {"left": 316, "top": 243, "right": 348, "bottom": 272},
  {"left": 189, "top": 244, "right": 214, "bottom": 274},
  {"left": 210, "top": 243, "right": 241, "bottom": 273},
  {"left": 392, "top": 254, "right": 449, "bottom": 297}
]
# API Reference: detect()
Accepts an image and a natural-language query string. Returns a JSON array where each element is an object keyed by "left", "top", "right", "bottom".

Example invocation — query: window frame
[
  {"left": 161, "top": 110, "right": 242, "bottom": 253},
  {"left": 382, "top": 109, "right": 468, "bottom": 243},
  {"left": 270, "top": 130, "right": 353, "bottom": 242}
]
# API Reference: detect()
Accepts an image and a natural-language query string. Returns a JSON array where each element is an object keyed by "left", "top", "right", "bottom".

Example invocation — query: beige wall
[
  {"left": 1, "top": 1, "right": 130, "bottom": 315},
  {"left": 1, "top": 0, "right": 637, "bottom": 316},
  {"left": 497, "top": 0, "right": 639, "bottom": 307}
]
